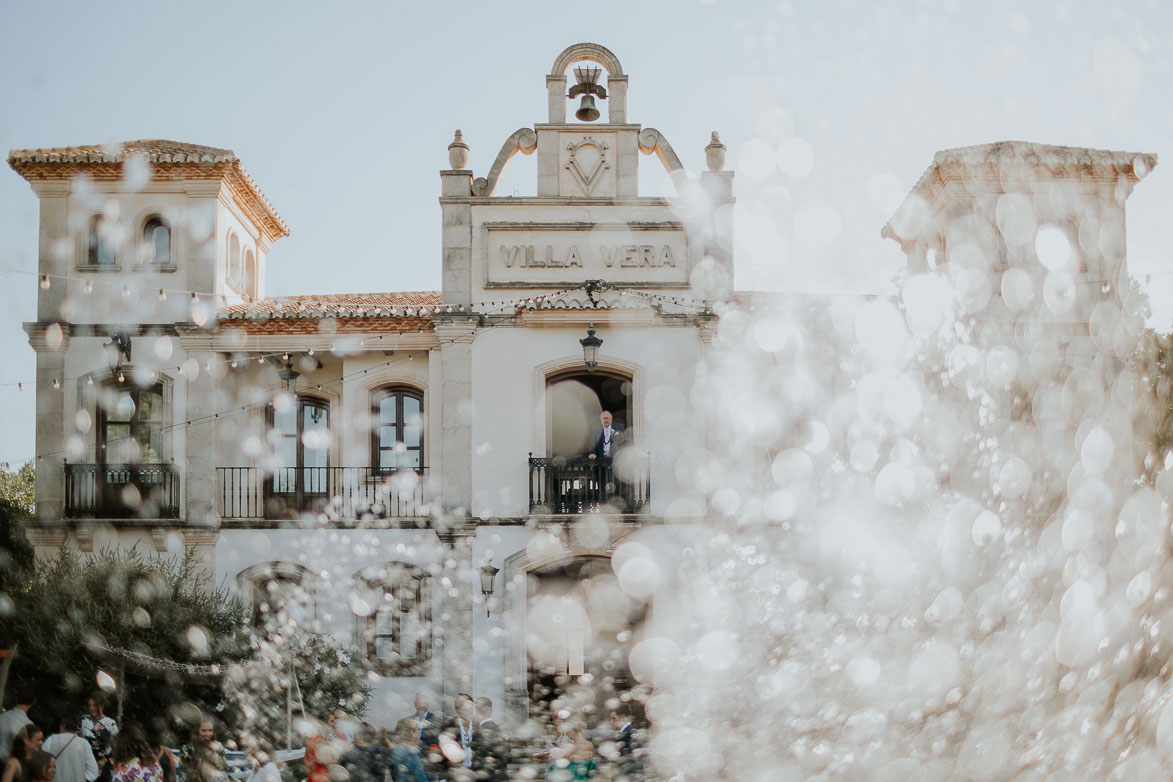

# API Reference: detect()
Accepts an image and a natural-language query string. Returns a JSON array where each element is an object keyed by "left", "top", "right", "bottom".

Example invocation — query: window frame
[
  {"left": 141, "top": 215, "right": 176, "bottom": 271},
  {"left": 370, "top": 387, "right": 424, "bottom": 475},
  {"left": 356, "top": 563, "right": 431, "bottom": 676},
  {"left": 237, "top": 561, "right": 317, "bottom": 633},
  {"left": 97, "top": 379, "right": 166, "bottom": 466},
  {"left": 81, "top": 215, "right": 119, "bottom": 270}
]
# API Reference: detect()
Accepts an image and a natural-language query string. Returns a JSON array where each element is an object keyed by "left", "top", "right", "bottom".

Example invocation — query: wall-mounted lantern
[
  {"left": 278, "top": 360, "right": 300, "bottom": 392},
  {"left": 580, "top": 322, "right": 603, "bottom": 372},
  {"left": 480, "top": 560, "right": 500, "bottom": 617}
]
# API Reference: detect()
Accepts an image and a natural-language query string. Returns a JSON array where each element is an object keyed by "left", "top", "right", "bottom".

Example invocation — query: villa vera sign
[{"left": 482, "top": 222, "right": 690, "bottom": 287}]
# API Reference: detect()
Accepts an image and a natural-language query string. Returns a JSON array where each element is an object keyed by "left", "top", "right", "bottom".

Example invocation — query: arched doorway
[
  {"left": 524, "top": 555, "right": 646, "bottom": 722},
  {"left": 545, "top": 368, "right": 631, "bottom": 457}
]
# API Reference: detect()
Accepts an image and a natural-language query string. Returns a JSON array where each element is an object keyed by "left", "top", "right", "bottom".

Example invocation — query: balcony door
[
  {"left": 268, "top": 397, "right": 330, "bottom": 518},
  {"left": 94, "top": 382, "right": 176, "bottom": 517},
  {"left": 545, "top": 369, "right": 631, "bottom": 458}
]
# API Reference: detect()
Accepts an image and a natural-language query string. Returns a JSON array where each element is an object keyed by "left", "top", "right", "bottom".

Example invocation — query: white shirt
[
  {"left": 247, "top": 761, "right": 281, "bottom": 782},
  {"left": 43, "top": 733, "right": 100, "bottom": 782},
  {"left": 458, "top": 719, "right": 473, "bottom": 767},
  {"left": 0, "top": 708, "right": 32, "bottom": 764}
]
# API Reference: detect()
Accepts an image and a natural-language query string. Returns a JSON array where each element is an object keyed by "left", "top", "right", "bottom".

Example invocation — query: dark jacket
[
  {"left": 470, "top": 719, "right": 508, "bottom": 782},
  {"left": 338, "top": 744, "right": 391, "bottom": 782},
  {"left": 590, "top": 423, "right": 625, "bottom": 458}
]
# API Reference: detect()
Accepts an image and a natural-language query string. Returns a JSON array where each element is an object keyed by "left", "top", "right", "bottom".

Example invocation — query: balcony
[
  {"left": 217, "top": 467, "right": 428, "bottom": 521},
  {"left": 528, "top": 455, "right": 651, "bottom": 514},
  {"left": 64, "top": 463, "right": 181, "bottom": 519}
]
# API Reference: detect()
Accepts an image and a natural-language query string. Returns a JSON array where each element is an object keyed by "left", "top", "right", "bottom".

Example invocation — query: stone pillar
[
  {"left": 440, "top": 171, "right": 472, "bottom": 309},
  {"left": 701, "top": 170, "right": 736, "bottom": 300},
  {"left": 432, "top": 319, "right": 477, "bottom": 516},
  {"left": 184, "top": 350, "right": 219, "bottom": 525},
  {"left": 607, "top": 75, "right": 628, "bottom": 124},
  {"left": 546, "top": 75, "right": 567, "bottom": 123},
  {"left": 26, "top": 324, "right": 70, "bottom": 523},
  {"left": 30, "top": 182, "right": 70, "bottom": 324},
  {"left": 437, "top": 527, "right": 476, "bottom": 711},
  {"left": 183, "top": 528, "right": 220, "bottom": 582},
  {"left": 536, "top": 128, "right": 560, "bottom": 198}
]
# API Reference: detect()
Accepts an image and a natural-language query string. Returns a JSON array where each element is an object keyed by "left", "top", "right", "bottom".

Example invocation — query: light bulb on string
[
  {"left": 40, "top": 275, "right": 50, "bottom": 290},
  {"left": 117, "top": 371, "right": 124, "bottom": 383},
  {"left": 86, "top": 376, "right": 94, "bottom": 386},
  {"left": 52, "top": 378, "right": 60, "bottom": 389},
  {"left": 84, "top": 279, "right": 93, "bottom": 294},
  {"left": 159, "top": 289, "right": 167, "bottom": 302}
]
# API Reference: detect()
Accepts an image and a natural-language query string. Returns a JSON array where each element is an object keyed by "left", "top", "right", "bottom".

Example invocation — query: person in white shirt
[
  {"left": 0, "top": 688, "right": 35, "bottom": 765},
  {"left": 245, "top": 743, "right": 280, "bottom": 782},
  {"left": 43, "top": 716, "right": 100, "bottom": 782}
]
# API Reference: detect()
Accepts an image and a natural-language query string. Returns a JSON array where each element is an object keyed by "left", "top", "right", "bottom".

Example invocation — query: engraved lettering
[
  {"left": 659, "top": 245, "right": 675, "bottom": 267},
  {"left": 525, "top": 245, "right": 535, "bottom": 267},
  {"left": 640, "top": 245, "right": 656, "bottom": 266},
  {"left": 621, "top": 245, "right": 639, "bottom": 267},
  {"left": 501, "top": 245, "right": 521, "bottom": 267},
  {"left": 601, "top": 245, "right": 620, "bottom": 267},
  {"left": 566, "top": 245, "right": 582, "bottom": 267}
]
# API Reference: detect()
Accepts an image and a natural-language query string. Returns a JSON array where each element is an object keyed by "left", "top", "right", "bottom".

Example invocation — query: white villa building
[{"left": 10, "top": 42, "right": 1156, "bottom": 726}]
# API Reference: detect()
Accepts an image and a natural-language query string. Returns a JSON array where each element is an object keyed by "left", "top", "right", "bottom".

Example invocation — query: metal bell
[{"left": 575, "top": 94, "right": 600, "bottom": 122}]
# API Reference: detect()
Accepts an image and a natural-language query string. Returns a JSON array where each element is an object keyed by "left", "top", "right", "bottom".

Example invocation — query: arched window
[
  {"left": 354, "top": 562, "right": 431, "bottom": 675},
  {"left": 243, "top": 249, "right": 256, "bottom": 298},
  {"left": 238, "top": 561, "right": 316, "bottom": 634},
  {"left": 87, "top": 216, "right": 117, "bottom": 266},
  {"left": 143, "top": 217, "right": 171, "bottom": 267},
  {"left": 228, "top": 233, "right": 242, "bottom": 289},
  {"left": 372, "top": 387, "right": 423, "bottom": 473}
]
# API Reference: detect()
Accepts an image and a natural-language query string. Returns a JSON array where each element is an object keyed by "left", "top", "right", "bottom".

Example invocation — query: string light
[
  {"left": 52, "top": 378, "right": 60, "bottom": 389},
  {"left": 40, "top": 275, "right": 50, "bottom": 290},
  {"left": 159, "top": 289, "right": 167, "bottom": 302},
  {"left": 117, "top": 371, "right": 124, "bottom": 383},
  {"left": 84, "top": 279, "right": 93, "bottom": 294}
]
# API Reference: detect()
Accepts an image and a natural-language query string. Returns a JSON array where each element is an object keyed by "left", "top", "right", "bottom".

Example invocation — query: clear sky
[{"left": 1, "top": 0, "right": 1170, "bottom": 464}]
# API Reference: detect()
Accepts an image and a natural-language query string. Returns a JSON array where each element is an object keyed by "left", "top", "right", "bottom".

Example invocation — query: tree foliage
[
  {"left": 4, "top": 546, "right": 248, "bottom": 730},
  {"left": 0, "top": 463, "right": 34, "bottom": 592},
  {"left": 3, "top": 543, "right": 371, "bottom": 747}
]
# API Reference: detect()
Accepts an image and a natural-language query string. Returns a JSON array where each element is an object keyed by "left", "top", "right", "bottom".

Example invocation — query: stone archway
[{"left": 503, "top": 547, "right": 646, "bottom": 722}]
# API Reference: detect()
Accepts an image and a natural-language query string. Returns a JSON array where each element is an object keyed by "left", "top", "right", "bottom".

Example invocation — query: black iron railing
[
  {"left": 217, "top": 467, "right": 428, "bottom": 520},
  {"left": 64, "top": 462, "right": 181, "bottom": 518},
  {"left": 528, "top": 454, "right": 650, "bottom": 514}
]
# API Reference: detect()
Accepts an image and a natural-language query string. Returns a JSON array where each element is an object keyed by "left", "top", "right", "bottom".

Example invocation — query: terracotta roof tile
[
  {"left": 8, "top": 139, "right": 236, "bottom": 165},
  {"left": 219, "top": 292, "right": 443, "bottom": 320},
  {"left": 8, "top": 139, "right": 289, "bottom": 242}
]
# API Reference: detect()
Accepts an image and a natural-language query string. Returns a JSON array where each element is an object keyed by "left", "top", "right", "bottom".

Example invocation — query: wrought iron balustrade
[
  {"left": 528, "top": 454, "right": 650, "bottom": 514},
  {"left": 217, "top": 466, "right": 428, "bottom": 520},
  {"left": 64, "top": 462, "right": 181, "bottom": 519}
]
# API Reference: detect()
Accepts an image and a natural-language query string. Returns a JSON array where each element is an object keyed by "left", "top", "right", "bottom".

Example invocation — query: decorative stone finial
[
  {"left": 448, "top": 130, "right": 470, "bottom": 170},
  {"left": 705, "top": 131, "right": 726, "bottom": 172}
]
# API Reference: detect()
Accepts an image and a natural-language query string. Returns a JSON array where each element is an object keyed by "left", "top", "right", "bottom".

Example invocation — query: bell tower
[{"left": 437, "top": 42, "right": 734, "bottom": 310}]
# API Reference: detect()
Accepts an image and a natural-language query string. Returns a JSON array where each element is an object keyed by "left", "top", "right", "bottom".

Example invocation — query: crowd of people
[
  {"left": 307, "top": 692, "right": 643, "bottom": 782},
  {"left": 1, "top": 687, "right": 645, "bottom": 782}
]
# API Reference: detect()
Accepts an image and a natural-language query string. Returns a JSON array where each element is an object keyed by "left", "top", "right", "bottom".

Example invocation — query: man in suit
[
  {"left": 588, "top": 410, "right": 624, "bottom": 460},
  {"left": 438, "top": 693, "right": 475, "bottom": 781},
  {"left": 609, "top": 707, "right": 641, "bottom": 778},
  {"left": 408, "top": 692, "right": 438, "bottom": 779},
  {"left": 470, "top": 697, "right": 508, "bottom": 782}
]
